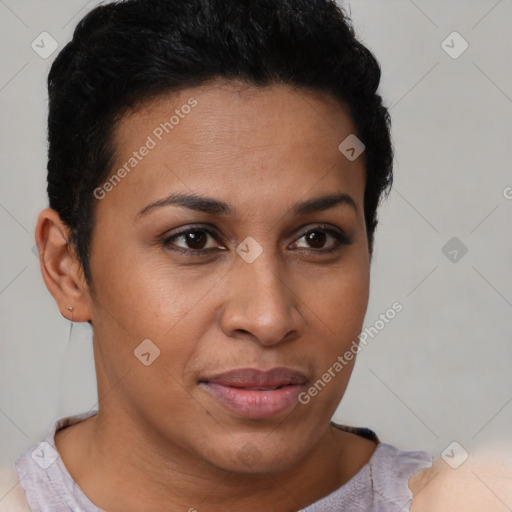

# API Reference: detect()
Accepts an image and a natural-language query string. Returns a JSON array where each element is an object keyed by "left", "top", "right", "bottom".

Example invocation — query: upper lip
[{"left": 200, "top": 367, "right": 308, "bottom": 388}]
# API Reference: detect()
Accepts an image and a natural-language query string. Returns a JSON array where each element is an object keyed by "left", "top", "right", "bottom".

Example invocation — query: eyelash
[{"left": 160, "top": 223, "right": 352, "bottom": 257}]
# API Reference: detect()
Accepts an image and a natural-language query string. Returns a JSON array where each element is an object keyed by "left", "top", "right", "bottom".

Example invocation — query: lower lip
[{"left": 201, "top": 382, "right": 305, "bottom": 419}]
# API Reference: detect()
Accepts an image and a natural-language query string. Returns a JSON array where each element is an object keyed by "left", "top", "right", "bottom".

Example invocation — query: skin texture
[
  {"left": 35, "top": 81, "right": 378, "bottom": 511},
  {"left": 410, "top": 451, "right": 512, "bottom": 512}
]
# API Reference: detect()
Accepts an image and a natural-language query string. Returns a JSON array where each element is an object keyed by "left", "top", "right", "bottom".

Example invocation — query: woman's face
[{"left": 86, "top": 81, "right": 369, "bottom": 473}]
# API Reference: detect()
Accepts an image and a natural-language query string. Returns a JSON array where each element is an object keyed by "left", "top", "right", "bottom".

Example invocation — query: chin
[{"left": 200, "top": 436, "right": 307, "bottom": 475}]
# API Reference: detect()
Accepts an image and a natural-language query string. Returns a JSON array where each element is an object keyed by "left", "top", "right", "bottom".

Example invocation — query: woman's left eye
[{"left": 292, "top": 226, "right": 351, "bottom": 253}]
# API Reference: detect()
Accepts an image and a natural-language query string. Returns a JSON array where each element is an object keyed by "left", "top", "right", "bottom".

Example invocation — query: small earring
[{"left": 65, "top": 305, "right": 74, "bottom": 344}]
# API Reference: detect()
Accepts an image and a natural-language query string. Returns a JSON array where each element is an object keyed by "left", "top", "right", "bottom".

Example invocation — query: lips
[
  {"left": 199, "top": 367, "right": 308, "bottom": 419},
  {"left": 202, "top": 367, "right": 307, "bottom": 388}
]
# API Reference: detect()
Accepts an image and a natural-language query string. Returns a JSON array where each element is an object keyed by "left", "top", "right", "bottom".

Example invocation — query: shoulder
[
  {"left": 410, "top": 451, "right": 512, "bottom": 511},
  {"left": 331, "top": 423, "right": 433, "bottom": 510},
  {"left": 368, "top": 442, "right": 432, "bottom": 503},
  {"left": 0, "top": 468, "right": 31, "bottom": 512},
  {"left": 331, "top": 422, "right": 433, "bottom": 482}
]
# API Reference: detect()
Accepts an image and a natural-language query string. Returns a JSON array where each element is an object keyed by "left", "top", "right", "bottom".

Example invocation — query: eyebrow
[{"left": 136, "top": 191, "right": 358, "bottom": 219}]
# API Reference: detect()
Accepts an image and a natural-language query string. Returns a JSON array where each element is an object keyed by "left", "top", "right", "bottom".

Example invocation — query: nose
[{"left": 219, "top": 248, "right": 304, "bottom": 347}]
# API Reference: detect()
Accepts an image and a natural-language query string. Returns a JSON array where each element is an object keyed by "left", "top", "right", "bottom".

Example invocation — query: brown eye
[
  {"left": 293, "top": 225, "right": 352, "bottom": 253},
  {"left": 304, "top": 230, "right": 328, "bottom": 249},
  {"left": 162, "top": 227, "right": 224, "bottom": 254},
  {"left": 182, "top": 231, "right": 208, "bottom": 250}
]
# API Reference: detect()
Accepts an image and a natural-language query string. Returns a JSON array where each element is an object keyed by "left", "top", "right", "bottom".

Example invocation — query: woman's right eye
[{"left": 161, "top": 228, "right": 226, "bottom": 255}]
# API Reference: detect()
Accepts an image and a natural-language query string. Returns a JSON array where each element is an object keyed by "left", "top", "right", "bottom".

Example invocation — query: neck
[{"left": 55, "top": 404, "right": 370, "bottom": 512}]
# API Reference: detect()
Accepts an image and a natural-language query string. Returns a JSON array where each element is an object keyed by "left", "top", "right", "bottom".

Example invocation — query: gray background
[{"left": 1, "top": 0, "right": 511, "bottom": 503}]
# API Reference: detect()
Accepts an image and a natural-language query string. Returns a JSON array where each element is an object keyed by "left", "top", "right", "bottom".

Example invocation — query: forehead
[
  {"left": 118, "top": 80, "right": 357, "bottom": 147},
  {"left": 101, "top": 81, "right": 366, "bottom": 218}
]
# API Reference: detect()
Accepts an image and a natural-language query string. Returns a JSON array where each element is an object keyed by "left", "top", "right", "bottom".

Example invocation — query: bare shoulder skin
[
  {"left": 410, "top": 453, "right": 512, "bottom": 511},
  {"left": 0, "top": 473, "right": 30, "bottom": 512}
]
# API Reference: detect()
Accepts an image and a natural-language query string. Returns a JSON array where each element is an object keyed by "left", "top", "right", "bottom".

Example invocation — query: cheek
[
  {"left": 89, "top": 227, "right": 213, "bottom": 336},
  {"left": 295, "top": 266, "right": 368, "bottom": 414},
  {"left": 88, "top": 252, "right": 232, "bottom": 403},
  {"left": 330, "top": 243, "right": 369, "bottom": 325},
  {"left": 88, "top": 263, "right": 208, "bottom": 420},
  {"left": 87, "top": 241, "right": 189, "bottom": 380},
  {"left": 303, "top": 255, "right": 369, "bottom": 336},
  {"left": 296, "top": 254, "right": 369, "bottom": 393}
]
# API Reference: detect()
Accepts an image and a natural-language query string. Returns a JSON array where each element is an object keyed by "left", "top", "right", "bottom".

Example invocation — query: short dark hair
[{"left": 47, "top": 0, "right": 393, "bottom": 285}]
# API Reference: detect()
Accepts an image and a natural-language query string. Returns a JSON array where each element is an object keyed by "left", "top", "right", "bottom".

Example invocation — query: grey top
[{"left": 15, "top": 410, "right": 432, "bottom": 512}]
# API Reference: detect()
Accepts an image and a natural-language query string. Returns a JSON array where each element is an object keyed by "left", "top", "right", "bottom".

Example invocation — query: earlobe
[{"left": 35, "top": 208, "right": 92, "bottom": 322}]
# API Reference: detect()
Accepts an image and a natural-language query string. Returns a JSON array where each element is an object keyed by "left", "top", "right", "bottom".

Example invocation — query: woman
[{"left": 13, "top": 0, "right": 433, "bottom": 510}]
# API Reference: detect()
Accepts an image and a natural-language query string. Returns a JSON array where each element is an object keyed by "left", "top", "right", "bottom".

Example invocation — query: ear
[{"left": 34, "top": 208, "right": 92, "bottom": 322}]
